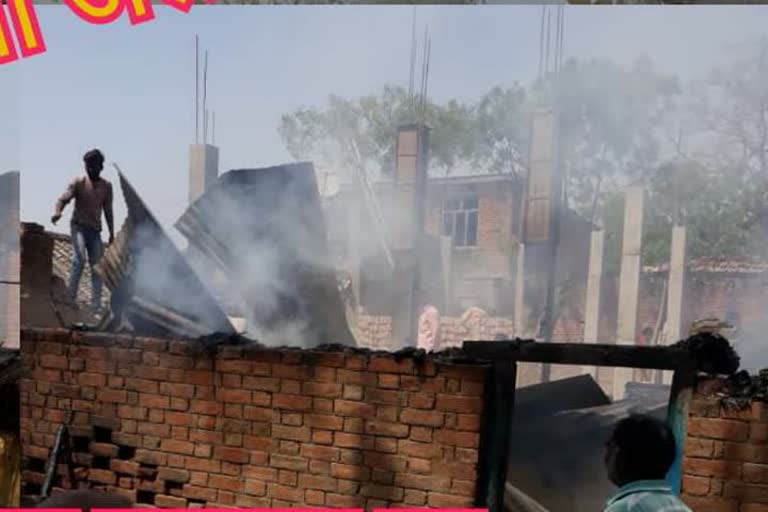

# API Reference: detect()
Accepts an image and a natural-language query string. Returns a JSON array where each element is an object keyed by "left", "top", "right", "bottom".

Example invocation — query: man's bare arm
[
  {"left": 104, "top": 184, "right": 115, "bottom": 242},
  {"left": 52, "top": 180, "right": 76, "bottom": 224}
]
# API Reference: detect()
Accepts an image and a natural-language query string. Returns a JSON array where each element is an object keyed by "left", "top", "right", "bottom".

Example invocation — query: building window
[{"left": 442, "top": 197, "right": 478, "bottom": 247}]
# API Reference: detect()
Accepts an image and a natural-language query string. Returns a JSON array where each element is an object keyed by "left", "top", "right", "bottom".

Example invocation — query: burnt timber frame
[{"left": 466, "top": 339, "right": 717, "bottom": 512}]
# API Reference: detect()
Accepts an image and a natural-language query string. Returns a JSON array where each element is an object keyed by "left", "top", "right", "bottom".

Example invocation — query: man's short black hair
[
  {"left": 83, "top": 149, "right": 104, "bottom": 165},
  {"left": 612, "top": 414, "right": 677, "bottom": 479}
]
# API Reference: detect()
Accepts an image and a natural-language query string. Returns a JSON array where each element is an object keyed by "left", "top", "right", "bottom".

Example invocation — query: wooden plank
[
  {"left": 463, "top": 340, "right": 691, "bottom": 370},
  {"left": 665, "top": 365, "right": 697, "bottom": 495}
]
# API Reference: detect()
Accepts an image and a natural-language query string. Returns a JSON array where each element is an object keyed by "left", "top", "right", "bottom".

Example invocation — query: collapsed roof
[
  {"left": 94, "top": 172, "right": 235, "bottom": 338},
  {"left": 176, "top": 162, "right": 356, "bottom": 347}
]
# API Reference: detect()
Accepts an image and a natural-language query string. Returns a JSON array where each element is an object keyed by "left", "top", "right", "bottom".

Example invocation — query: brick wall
[
  {"left": 20, "top": 328, "right": 487, "bottom": 509},
  {"left": 682, "top": 378, "right": 768, "bottom": 512}
]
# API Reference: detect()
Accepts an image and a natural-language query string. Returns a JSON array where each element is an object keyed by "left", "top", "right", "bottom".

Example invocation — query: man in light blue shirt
[{"left": 604, "top": 415, "right": 692, "bottom": 512}]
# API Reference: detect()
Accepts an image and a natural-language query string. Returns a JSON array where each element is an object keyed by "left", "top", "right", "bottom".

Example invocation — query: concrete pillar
[
  {"left": 582, "top": 228, "right": 604, "bottom": 380},
  {"left": 391, "top": 125, "right": 429, "bottom": 345},
  {"left": 613, "top": 186, "right": 645, "bottom": 400},
  {"left": 514, "top": 243, "right": 526, "bottom": 336},
  {"left": 189, "top": 144, "right": 219, "bottom": 205},
  {"left": 662, "top": 223, "right": 687, "bottom": 384},
  {"left": 0, "top": 171, "right": 19, "bottom": 348}
]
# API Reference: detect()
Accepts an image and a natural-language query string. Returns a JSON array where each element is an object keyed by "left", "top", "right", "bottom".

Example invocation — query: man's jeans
[{"left": 68, "top": 223, "right": 103, "bottom": 310}]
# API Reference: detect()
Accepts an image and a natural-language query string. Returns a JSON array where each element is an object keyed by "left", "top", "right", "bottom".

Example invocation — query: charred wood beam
[{"left": 463, "top": 334, "right": 738, "bottom": 375}]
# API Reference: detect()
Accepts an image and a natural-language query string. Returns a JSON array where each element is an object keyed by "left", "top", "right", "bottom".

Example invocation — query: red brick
[
  {"left": 242, "top": 466, "right": 278, "bottom": 482},
  {"left": 78, "top": 372, "right": 106, "bottom": 387},
  {"left": 364, "top": 452, "right": 407, "bottom": 472},
  {"left": 313, "top": 430, "right": 334, "bottom": 445},
  {"left": 273, "top": 394, "right": 312, "bottom": 411},
  {"left": 337, "top": 369, "right": 377, "bottom": 387},
  {"left": 153, "top": 494, "right": 187, "bottom": 507},
  {"left": 404, "top": 489, "right": 427, "bottom": 505},
  {"left": 745, "top": 463, "right": 768, "bottom": 484},
  {"left": 401, "top": 408, "right": 444, "bottom": 427},
  {"left": 242, "top": 376, "right": 280, "bottom": 392},
  {"left": 243, "top": 406, "right": 272, "bottom": 422},
  {"left": 739, "top": 505, "right": 768, "bottom": 512},
  {"left": 682, "top": 475, "right": 711, "bottom": 496},
  {"left": 217, "top": 359, "right": 253, "bottom": 374},
  {"left": 752, "top": 423, "right": 768, "bottom": 444},
  {"left": 96, "top": 389, "right": 127, "bottom": 403},
  {"left": 725, "top": 443, "right": 768, "bottom": 463},
  {"left": 88, "top": 469, "right": 116, "bottom": 485},
  {"left": 110, "top": 460, "right": 139, "bottom": 476},
  {"left": 279, "top": 469, "right": 299, "bottom": 485},
  {"left": 436, "top": 394, "right": 483, "bottom": 413},
  {"left": 164, "top": 411, "right": 194, "bottom": 427},
  {"left": 271, "top": 425, "right": 309, "bottom": 443},
  {"left": 235, "top": 496, "right": 271, "bottom": 507},
  {"left": 335, "top": 400, "right": 376, "bottom": 418},
  {"left": 684, "top": 457, "right": 743, "bottom": 479},
  {"left": 305, "top": 489, "right": 325, "bottom": 506},
  {"left": 686, "top": 438, "right": 715, "bottom": 458},
  {"left": 407, "top": 457, "right": 432, "bottom": 474},
  {"left": 335, "top": 432, "right": 375, "bottom": 450},
  {"left": 268, "top": 482, "right": 303, "bottom": 502},
  {"left": 378, "top": 374, "right": 400, "bottom": 389},
  {"left": 305, "top": 414, "right": 344, "bottom": 431},
  {"left": 244, "top": 479, "right": 267, "bottom": 496},
  {"left": 375, "top": 437, "right": 398, "bottom": 454},
  {"left": 158, "top": 467, "right": 190, "bottom": 484},
  {"left": 299, "top": 474, "right": 338, "bottom": 492},
  {"left": 139, "top": 393, "right": 170, "bottom": 409},
  {"left": 343, "top": 385, "right": 364, "bottom": 401},
  {"left": 301, "top": 444, "right": 340, "bottom": 462},
  {"left": 410, "top": 426, "right": 433, "bottom": 443},
  {"left": 365, "top": 420, "right": 409, "bottom": 438},
  {"left": 244, "top": 435, "right": 273, "bottom": 452},
  {"left": 161, "top": 439, "right": 195, "bottom": 455},
  {"left": 89, "top": 442, "right": 119, "bottom": 458},
  {"left": 208, "top": 474, "right": 243, "bottom": 492},
  {"left": 409, "top": 393, "right": 435, "bottom": 409},
  {"left": 183, "top": 485, "right": 218, "bottom": 502},
  {"left": 395, "top": 472, "right": 450, "bottom": 492},
  {"left": 398, "top": 440, "right": 442, "bottom": 459},
  {"left": 270, "top": 454, "right": 308, "bottom": 472},
  {"left": 280, "top": 379, "right": 301, "bottom": 394},
  {"left": 330, "top": 463, "right": 370, "bottom": 481},
  {"left": 360, "top": 483, "right": 404, "bottom": 501},
  {"left": 184, "top": 457, "right": 221, "bottom": 473},
  {"left": 326, "top": 494, "right": 364, "bottom": 507},
  {"left": 724, "top": 481, "right": 768, "bottom": 502},
  {"left": 435, "top": 429, "right": 479, "bottom": 448},
  {"left": 189, "top": 399, "right": 221, "bottom": 415},
  {"left": 303, "top": 382, "right": 343, "bottom": 397},
  {"left": 135, "top": 449, "right": 167, "bottom": 466},
  {"left": 213, "top": 446, "right": 250, "bottom": 464},
  {"left": 216, "top": 388, "right": 251, "bottom": 404},
  {"left": 457, "top": 414, "right": 481, "bottom": 431},
  {"left": 427, "top": 492, "right": 473, "bottom": 507},
  {"left": 689, "top": 418, "right": 750, "bottom": 442},
  {"left": 370, "top": 356, "right": 413, "bottom": 374},
  {"left": 184, "top": 370, "right": 214, "bottom": 386}
]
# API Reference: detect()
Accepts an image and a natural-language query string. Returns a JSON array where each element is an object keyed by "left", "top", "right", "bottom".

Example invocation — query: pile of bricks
[
  {"left": 682, "top": 378, "right": 768, "bottom": 512},
  {"left": 20, "top": 328, "right": 488, "bottom": 509}
]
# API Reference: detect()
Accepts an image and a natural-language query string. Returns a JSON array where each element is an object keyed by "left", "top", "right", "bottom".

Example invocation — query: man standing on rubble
[{"left": 51, "top": 149, "right": 114, "bottom": 312}]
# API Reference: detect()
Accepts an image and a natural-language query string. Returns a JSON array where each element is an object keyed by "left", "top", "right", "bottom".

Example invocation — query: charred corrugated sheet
[
  {"left": 176, "top": 162, "right": 356, "bottom": 347},
  {"left": 94, "top": 172, "right": 234, "bottom": 338}
]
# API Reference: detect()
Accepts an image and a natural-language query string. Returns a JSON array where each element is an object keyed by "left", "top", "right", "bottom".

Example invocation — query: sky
[{"left": 2, "top": 5, "right": 768, "bottom": 237}]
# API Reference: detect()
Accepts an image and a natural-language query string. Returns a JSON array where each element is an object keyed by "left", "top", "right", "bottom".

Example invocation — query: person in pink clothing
[{"left": 417, "top": 304, "right": 440, "bottom": 352}]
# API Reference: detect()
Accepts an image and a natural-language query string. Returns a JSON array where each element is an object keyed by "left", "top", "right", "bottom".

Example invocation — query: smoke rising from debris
[{"left": 176, "top": 163, "right": 355, "bottom": 348}]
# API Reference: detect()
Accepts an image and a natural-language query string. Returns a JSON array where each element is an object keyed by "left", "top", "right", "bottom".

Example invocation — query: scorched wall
[{"left": 19, "top": 328, "right": 487, "bottom": 508}]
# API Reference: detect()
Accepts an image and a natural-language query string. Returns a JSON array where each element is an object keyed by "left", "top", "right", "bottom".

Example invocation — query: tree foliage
[{"left": 279, "top": 40, "right": 768, "bottom": 264}]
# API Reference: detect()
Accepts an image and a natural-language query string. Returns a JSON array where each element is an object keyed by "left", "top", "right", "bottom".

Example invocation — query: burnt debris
[{"left": 175, "top": 162, "right": 356, "bottom": 348}]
